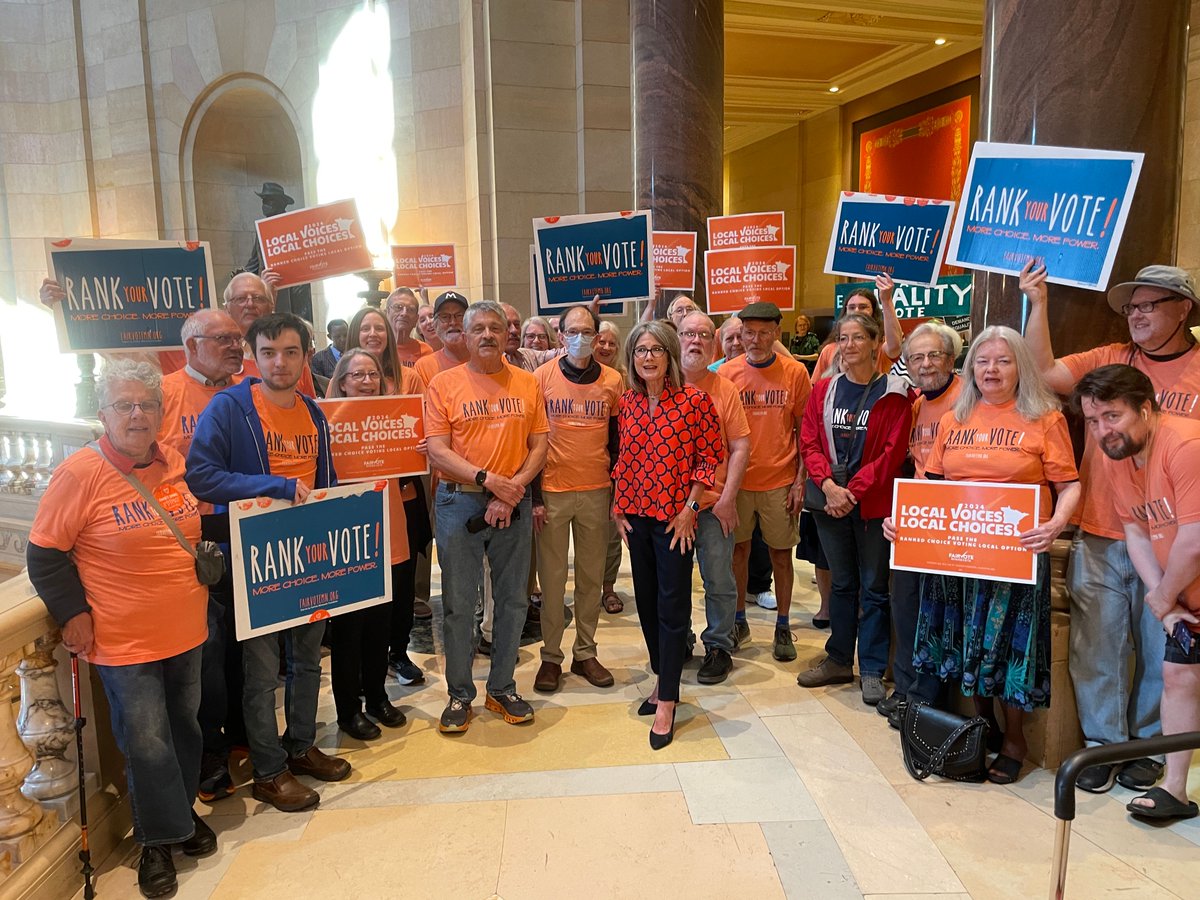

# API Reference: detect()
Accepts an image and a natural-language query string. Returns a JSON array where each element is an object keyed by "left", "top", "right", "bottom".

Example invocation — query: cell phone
[
  {"left": 466, "top": 506, "right": 522, "bottom": 533},
  {"left": 1172, "top": 621, "right": 1194, "bottom": 656}
]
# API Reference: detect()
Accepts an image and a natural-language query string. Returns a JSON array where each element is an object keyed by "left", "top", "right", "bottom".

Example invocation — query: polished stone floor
[{"left": 79, "top": 556, "right": 1200, "bottom": 899}]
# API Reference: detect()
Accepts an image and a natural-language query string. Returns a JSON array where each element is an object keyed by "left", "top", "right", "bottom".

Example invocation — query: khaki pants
[{"left": 537, "top": 488, "right": 610, "bottom": 664}]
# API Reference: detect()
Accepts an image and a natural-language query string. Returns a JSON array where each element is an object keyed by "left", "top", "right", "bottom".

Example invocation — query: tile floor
[{"left": 78, "top": 557, "right": 1200, "bottom": 899}]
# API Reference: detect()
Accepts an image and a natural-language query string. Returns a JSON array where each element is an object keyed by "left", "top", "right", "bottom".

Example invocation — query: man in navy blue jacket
[{"left": 187, "top": 312, "right": 348, "bottom": 813}]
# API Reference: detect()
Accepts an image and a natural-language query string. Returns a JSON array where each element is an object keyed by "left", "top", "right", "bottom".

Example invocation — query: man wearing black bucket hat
[{"left": 244, "top": 182, "right": 312, "bottom": 321}]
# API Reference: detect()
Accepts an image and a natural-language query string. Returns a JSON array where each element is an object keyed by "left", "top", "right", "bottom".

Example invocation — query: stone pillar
[
  {"left": 631, "top": 0, "right": 723, "bottom": 317},
  {"left": 17, "top": 633, "right": 76, "bottom": 802},
  {"left": 972, "top": 0, "right": 1189, "bottom": 352},
  {"left": 0, "top": 649, "right": 43, "bottom": 843}
]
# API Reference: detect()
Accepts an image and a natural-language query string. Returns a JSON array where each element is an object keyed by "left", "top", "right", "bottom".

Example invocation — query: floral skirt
[{"left": 912, "top": 553, "right": 1051, "bottom": 711}]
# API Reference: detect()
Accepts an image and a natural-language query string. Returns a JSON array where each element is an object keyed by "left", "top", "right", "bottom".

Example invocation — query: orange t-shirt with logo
[
  {"left": 1062, "top": 342, "right": 1200, "bottom": 539},
  {"left": 925, "top": 399, "right": 1078, "bottom": 520},
  {"left": 28, "top": 443, "right": 207, "bottom": 666},
  {"left": 720, "top": 354, "right": 812, "bottom": 492},
  {"left": 414, "top": 348, "right": 465, "bottom": 387},
  {"left": 396, "top": 339, "right": 434, "bottom": 368},
  {"left": 534, "top": 360, "right": 623, "bottom": 492},
  {"left": 909, "top": 376, "right": 963, "bottom": 478},
  {"left": 158, "top": 369, "right": 242, "bottom": 457},
  {"left": 242, "top": 355, "right": 317, "bottom": 398},
  {"left": 690, "top": 370, "right": 751, "bottom": 508},
  {"left": 1107, "top": 415, "right": 1200, "bottom": 631},
  {"left": 251, "top": 385, "right": 320, "bottom": 489},
  {"left": 424, "top": 364, "right": 549, "bottom": 479}
]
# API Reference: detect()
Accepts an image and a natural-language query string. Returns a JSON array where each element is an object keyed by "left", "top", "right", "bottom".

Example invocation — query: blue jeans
[
  {"left": 695, "top": 508, "right": 736, "bottom": 652},
  {"left": 627, "top": 514, "right": 694, "bottom": 702},
  {"left": 1067, "top": 530, "right": 1164, "bottom": 751},
  {"left": 95, "top": 645, "right": 202, "bottom": 845},
  {"left": 814, "top": 508, "right": 891, "bottom": 677},
  {"left": 242, "top": 622, "right": 325, "bottom": 781},
  {"left": 435, "top": 485, "right": 532, "bottom": 703},
  {"left": 891, "top": 569, "right": 941, "bottom": 703}
]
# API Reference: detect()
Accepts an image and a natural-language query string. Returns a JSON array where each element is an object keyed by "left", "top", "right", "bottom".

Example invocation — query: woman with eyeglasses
[
  {"left": 612, "top": 321, "right": 722, "bottom": 749},
  {"left": 27, "top": 359, "right": 215, "bottom": 897},
  {"left": 346, "top": 307, "right": 406, "bottom": 394},
  {"left": 886, "top": 325, "right": 1080, "bottom": 785},
  {"left": 521, "top": 316, "right": 558, "bottom": 351},
  {"left": 797, "top": 313, "right": 912, "bottom": 709},
  {"left": 323, "top": 348, "right": 420, "bottom": 741}
]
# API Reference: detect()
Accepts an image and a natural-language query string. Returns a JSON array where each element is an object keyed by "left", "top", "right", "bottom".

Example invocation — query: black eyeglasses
[
  {"left": 1120, "top": 296, "right": 1186, "bottom": 317},
  {"left": 104, "top": 400, "right": 162, "bottom": 415}
]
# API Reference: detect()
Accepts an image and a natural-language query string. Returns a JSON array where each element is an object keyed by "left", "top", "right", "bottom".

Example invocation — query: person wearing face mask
[{"left": 530, "top": 305, "right": 624, "bottom": 692}]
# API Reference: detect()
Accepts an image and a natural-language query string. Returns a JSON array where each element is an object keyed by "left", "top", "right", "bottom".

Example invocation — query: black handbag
[{"left": 898, "top": 699, "right": 989, "bottom": 782}]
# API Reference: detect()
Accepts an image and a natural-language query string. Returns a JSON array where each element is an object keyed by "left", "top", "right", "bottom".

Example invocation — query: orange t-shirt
[
  {"left": 925, "top": 399, "right": 1079, "bottom": 520},
  {"left": 1062, "top": 342, "right": 1200, "bottom": 539},
  {"left": 424, "top": 364, "right": 549, "bottom": 479},
  {"left": 534, "top": 360, "right": 623, "bottom": 492},
  {"left": 909, "top": 376, "right": 963, "bottom": 478},
  {"left": 158, "top": 369, "right": 242, "bottom": 457},
  {"left": 386, "top": 480, "right": 410, "bottom": 565},
  {"left": 414, "top": 348, "right": 465, "bottom": 387},
  {"left": 815, "top": 342, "right": 896, "bottom": 380},
  {"left": 1107, "top": 415, "right": 1200, "bottom": 630},
  {"left": 251, "top": 385, "right": 320, "bottom": 488},
  {"left": 396, "top": 339, "right": 434, "bottom": 368},
  {"left": 29, "top": 443, "right": 207, "bottom": 666},
  {"left": 720, "top": 354, "right": 812, "bottom": 492},
  {"left": 157, "top": 349, "right": 186, "bottom": 375},
  {"left": 690, "top": 370, "right": 751, "bottom": 508}
]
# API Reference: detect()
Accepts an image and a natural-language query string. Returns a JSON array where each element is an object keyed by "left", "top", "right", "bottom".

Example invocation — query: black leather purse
[{"left": 898, "top": 699, "right": 989, "bottom": 782}]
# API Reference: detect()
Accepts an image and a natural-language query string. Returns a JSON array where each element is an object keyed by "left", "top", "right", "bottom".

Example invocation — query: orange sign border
[
  {"left": 316, "top": 395, "right": 428, "bottom": 482},
  {"left": 890, "top": 478, "right": 1040, "bottom": 584}
]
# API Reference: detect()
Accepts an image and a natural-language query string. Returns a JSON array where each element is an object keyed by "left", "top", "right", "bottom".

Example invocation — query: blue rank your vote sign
[
  {"left": 533, "top": 210, "right": 654, "bottom": 306},
  {"left": 230, "top": 483, "right": 391, "bottom": 640},
  {"left": 947, "top": 142, "right": 1144, "bottom": 291},
  {"left": 824, "top": 193, "right": 955, "bottom": 287}
]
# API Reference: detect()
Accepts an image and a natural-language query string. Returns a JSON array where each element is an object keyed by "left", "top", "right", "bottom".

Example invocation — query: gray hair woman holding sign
[
  {"left": 887, "top": 325, "right": 1080, "bottom": 785},
  {"left": 26, "top": 358, "right": 216, "bottom": 898}
]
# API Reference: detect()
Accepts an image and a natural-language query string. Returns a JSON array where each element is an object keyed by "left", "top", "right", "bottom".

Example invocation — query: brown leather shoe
[
  {"left": 570, "top": 657, "right": 615, "bottom": 687},
  {"left": 251, "top": 771, "right": 319, "bottom": 812},
  {"left": 534, "top": 661, "right": 561, "bottom": 693},
  {"left": 413, "top": 599, "right": 433, "bottom": 620},
  {"left": 287, "top": 746, "right": 351, "bottom": 782}
]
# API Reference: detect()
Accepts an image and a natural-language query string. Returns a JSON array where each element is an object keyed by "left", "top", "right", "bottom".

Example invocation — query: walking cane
[{"left": 70, "top": 653, "right": 96, "bottom": 899}]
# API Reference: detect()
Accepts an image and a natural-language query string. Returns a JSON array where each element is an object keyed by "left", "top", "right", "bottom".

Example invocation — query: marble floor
[{"left": 79, "top": 557, "right": 1200, "bottom": 900}]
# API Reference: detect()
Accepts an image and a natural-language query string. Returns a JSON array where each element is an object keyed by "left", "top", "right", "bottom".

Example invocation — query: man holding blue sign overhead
[
  {"left": 1025, "top": 261, "right": 1200, "bottom": 794},
  {"left": 187, "top": 312, "right": 348, "bottom": 813}
]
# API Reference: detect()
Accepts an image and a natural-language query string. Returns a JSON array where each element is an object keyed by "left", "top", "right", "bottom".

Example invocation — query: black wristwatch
[{"left": 475, "top": 469, "right": 488, "bottom": 486}]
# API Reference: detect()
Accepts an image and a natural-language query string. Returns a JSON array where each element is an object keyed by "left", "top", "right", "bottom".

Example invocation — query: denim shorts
[{"left": 1164, "top": 627, "right": 1200, "bottom": 665}]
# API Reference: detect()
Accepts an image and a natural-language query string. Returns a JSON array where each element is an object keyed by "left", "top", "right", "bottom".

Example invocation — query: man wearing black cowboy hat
[{"left": 245, "top": 182, "right": 312, "bottom": 322}]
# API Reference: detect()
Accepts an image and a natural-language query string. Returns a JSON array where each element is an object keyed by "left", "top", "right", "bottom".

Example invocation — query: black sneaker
[
  {"left": 697, "top": 648, "right": 733, "bottom": 684},
  {"left": 438, "top": 698, "right": 472, "bottom": 733},
  {"left": 1117, "top": 757, "right": 1164, "bottom": 790},
  {"left": 389, "top": 654, "right": 426, "bottom": 685},
  {"left": 731, "top": 620, "right": 751, "bottom": 650},
  {"left": 137, "top": 845, "right": 176, "bottom": 898},
  {"left": 476, "top": 636, "right": 492, "bottom": 657},
  {"left": 877, "top": 691, "right": 902, "bottom": 718},
  {"left": 772, "top": 627, "right": 797, "bottom": 662},
  {"left": 197, "top": 751, "right": 235, "bottom": 803},
  {"left": 179, "top": 811, "right": 217, "bottom": 857},
  {"left": 1076, "top": 763, "right": 1119, "bottom": 793},
  {"left": 485, "top": 692, "right": 535, "bottom": 724}
]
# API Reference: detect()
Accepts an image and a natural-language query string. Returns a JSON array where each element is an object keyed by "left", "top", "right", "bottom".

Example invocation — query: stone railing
[{"left": 0, "top": 572, "right": 127, "bottom": 899}]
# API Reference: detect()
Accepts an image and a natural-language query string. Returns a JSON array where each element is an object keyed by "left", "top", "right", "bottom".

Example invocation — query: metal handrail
[{"left": 1050, "top": 732, "right": 1200, "bottom": 899}]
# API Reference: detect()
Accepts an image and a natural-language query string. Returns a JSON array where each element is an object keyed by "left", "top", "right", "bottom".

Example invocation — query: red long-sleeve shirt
[{"left": 613, "top": 384, "right": 723, "bottom": 522}]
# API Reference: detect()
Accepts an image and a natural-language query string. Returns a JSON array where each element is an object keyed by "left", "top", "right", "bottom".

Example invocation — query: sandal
[
  {"left": 1127, "top": 787, "right": 1199, "bottom": 822},
  {"left": 986, "top": 753, "right": 1023, "bottom": 785},
  {"left": 602, "top": 591, "right": 624, "bottom": 614}
]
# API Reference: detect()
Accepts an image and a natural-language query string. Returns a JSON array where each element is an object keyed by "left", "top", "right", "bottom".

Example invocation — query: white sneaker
[{"left": 754, "top": 591, "right": 777, "bottom": 610}]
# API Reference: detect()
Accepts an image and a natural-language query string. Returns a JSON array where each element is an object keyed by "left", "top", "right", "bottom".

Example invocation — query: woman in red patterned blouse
[{"left": 613, "top": 320, "right": 722, "bottom": 749}]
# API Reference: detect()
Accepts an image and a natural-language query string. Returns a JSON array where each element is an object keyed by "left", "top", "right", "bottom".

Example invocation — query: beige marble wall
[
  {"left": 799, "top": 110, "right": 842, "bottom": 316},
  {"left": 1177, "top": 0, "right": 1200, "bottom": 277}
]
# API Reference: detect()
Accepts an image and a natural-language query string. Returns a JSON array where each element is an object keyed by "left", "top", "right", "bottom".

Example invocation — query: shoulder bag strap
[
  {"left": 832, "top": 373, "right": 881, "bottom": 467},
  {"left": 89, "top": 443, "right": 197, "bottom": 560}
]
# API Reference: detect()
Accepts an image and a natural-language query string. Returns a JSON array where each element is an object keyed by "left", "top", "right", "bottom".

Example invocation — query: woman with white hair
[
  {"left": 890, "top": 325, "right": 1080, "bottom": 784},
  {"left": 26, "top": 359, "right": 215, "bottom": 897}
]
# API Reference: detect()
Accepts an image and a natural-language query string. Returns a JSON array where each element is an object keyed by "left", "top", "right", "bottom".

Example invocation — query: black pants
[
  {"left": 627, "top": 515, "right": 694, "bottom": 703},
  {"left": 890, "top": 569, "right": 942, "bottom": 704},
  {"left": 330, "top": 600, "right": 391, "bottom": 722},
  {"left": 389, "top": 555, "right": 418, "bottom": 659},
  {"left": 198, "top": 577, "right": 246, "bottom": 756},
  {"left": 747, "top": 525, "right": 774, "bottom": 594}
]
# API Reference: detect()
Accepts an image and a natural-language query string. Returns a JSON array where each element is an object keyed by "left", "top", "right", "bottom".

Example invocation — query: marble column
[
  {"left": 972, "top": 0, "right": 1188, "bottom": 353},
  {"left": 631, "top": 0, "right": 723, "bottom": 317},
  {"left": 0, "top": 649, "right": 42, "bottom": 840},
  {"left": 17, "top": 633, "right": 76, "bottom": 802}
]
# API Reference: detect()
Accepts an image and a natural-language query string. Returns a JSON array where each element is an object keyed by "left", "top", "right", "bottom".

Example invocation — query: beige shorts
[{"left": 734, "top": 487, "right": 798, "bottom": 548}]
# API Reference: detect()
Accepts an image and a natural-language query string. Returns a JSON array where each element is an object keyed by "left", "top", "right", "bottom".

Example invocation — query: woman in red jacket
[{"left": 797, "top": 313, "right": 912, "bottom": 707}]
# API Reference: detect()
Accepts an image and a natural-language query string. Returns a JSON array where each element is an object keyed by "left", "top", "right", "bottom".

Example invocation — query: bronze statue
[{"left": 246, "top": 182, "right": 313, "bottom": 321}]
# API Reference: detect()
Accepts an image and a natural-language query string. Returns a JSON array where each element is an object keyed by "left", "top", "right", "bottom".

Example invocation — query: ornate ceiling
[{"left": 724, "top": 1, "right": 984, "bottom": 151}]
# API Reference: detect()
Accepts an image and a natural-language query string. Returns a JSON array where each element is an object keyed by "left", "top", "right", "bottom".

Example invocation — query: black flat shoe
[
  {"left": 366, "top": 700, "right": 407, "bottom": 728},
  {"left": 339, "top": 711, "right": 382, "bottom": 741},
  {"left": 179, "top": 810, "right": 216, "bottom": 857},
  {"left": 812, "top": 616, "right": 830, "bottom": 630},
  {"left": 137, "top": 844, "right": 176, "bottom": 898},
  {"left": 649, "top": 705, "right": 677, "bottom": 751},
  {"left": 637, "top": 698, "right": 657, "bottom": 716}
]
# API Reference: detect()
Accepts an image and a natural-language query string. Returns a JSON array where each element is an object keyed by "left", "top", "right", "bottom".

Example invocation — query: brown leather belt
[{"left": 443, "top": 482, "right": 486, "bottom": 493}]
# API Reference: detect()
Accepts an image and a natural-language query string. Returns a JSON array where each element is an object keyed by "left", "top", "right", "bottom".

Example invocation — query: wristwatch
[
  {"left": 475, "top": 469, "right": 488, "bottom": 486},
  {"left": 685, "top": 499, "right": 700, "bottom": 512}
]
